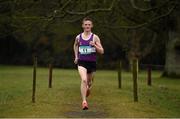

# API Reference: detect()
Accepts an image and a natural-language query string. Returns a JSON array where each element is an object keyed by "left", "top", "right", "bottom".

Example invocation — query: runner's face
[{"left": 82, "top": 20, "right": 93, "bottom": 32}]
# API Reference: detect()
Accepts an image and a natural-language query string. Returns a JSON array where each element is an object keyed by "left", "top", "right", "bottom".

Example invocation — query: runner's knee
[{"left": 81, "top": 78, "right": 87, "bottom": 84}]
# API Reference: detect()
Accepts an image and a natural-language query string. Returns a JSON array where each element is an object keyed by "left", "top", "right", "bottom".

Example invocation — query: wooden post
[
  {"left": 118, "top": 60, "right": 122, "bottom": 89},
  {"left": 48, "top": 63, "right": 53, "bottom": 88},
  {"left": 147, "top": 64, "right": 152, "bottom": 86},
  {"left": 132, "top": 58, "right": 138, "bottom": 102},
  {"left": 32, "top": 56, "right": 37, "bottom": 103}
]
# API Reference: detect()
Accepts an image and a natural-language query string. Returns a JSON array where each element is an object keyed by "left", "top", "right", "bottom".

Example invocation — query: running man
[{"left": 73, "top": 17, "right": 104, "bottom": 110}]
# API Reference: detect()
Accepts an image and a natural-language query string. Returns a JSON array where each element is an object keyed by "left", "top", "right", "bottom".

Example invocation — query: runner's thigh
[{"left": 78, "top": 66, "right": 87, "bottom": 81}]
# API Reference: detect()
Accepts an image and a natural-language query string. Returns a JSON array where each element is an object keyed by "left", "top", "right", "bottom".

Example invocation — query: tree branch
[
  {"left": 130, "top": 0, "right": 168, "bottom": 12},
  {"left": 12, "top": 0, "right": 72, "bottom": 21},
  {"left": 102, "top": 4, "right": 177, "bottom": 29},
  {"left": 130, "top": 0, "right": 179, "bottom": 12},
  {"left": 65, "top": 0, "right": 116, "bottom": 15},
  {"left": 62, "top": 17, "right": 84, "bottom": 23},
  {"left": 141, "top": 32, "right": 157, "bottom": 58},
  {"left": 55, "top": 0, "right": 72, "bottom": 14}
]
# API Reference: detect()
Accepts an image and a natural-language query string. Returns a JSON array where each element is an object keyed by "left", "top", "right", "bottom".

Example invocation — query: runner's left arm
[{"left": 90, "top": 35, "right": 104, "bottom": 54}]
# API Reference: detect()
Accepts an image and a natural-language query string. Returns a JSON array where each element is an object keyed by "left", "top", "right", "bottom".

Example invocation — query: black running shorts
[{"left": 78, "top": 60, "right": 96, "bottom": 73}]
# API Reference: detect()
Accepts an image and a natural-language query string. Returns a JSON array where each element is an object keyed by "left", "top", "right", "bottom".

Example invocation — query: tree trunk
[{"left": 164, "top": 14, "right": 180, "bottom": 78}]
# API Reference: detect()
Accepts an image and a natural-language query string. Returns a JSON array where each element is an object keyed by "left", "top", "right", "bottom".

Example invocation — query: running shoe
[{"left": 82, "top": 101, "right": 88, "bottom": 110}]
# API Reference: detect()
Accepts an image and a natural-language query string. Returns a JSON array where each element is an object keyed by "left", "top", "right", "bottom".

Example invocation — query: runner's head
[{"left": 82, "top": 17, "right": 93, "bottom": 32}]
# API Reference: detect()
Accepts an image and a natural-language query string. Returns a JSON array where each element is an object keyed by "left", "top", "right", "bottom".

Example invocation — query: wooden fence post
[
  {"left": 48, "top": 63, "right": 53, "bottom": 88},
  {"left": 118, "top": 60, "right": 122, "bottom": 89},
  {"left": 147, "top": 64, "right": 152, "bottom": 86},
  {"left": 32, "top": 56, "right": 37, "bottom": 103},
  {"left": 132, "top": 58, "right": 138, "bottom": 102}
]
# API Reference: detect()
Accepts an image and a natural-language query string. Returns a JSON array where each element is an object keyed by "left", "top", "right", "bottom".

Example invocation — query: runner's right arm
[{"left": 73, "top": 35, "right": 79, "bottom": 64}]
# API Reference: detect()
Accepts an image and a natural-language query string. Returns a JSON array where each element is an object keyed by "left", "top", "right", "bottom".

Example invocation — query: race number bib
[{"left": 79, "top": 46, "right": 96, "bottom": 55}]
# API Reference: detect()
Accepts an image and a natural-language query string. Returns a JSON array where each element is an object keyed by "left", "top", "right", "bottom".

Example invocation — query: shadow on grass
[
  {"left": 65, "top": 110, "right": 107, "bottom": 118},
  {"left": 64, "top": 103, "right": 107, "bottom": 118}
]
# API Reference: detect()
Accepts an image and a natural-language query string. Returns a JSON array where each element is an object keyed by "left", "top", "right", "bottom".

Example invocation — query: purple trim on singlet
[{"left": 78, "top": 33, "right": 96, "bottom": 62}]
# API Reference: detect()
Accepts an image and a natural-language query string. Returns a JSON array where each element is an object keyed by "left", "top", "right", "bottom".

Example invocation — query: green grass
[{"left": 0, "top": 65, "right": 180, "bottom": 118}]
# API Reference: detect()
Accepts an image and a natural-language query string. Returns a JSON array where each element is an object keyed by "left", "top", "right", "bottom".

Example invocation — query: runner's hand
[
  {"left": 89, "top": 41, "right": 95, "bottom": 46},
  {"left": 74, "top": 57, "right": 78, "bottom": 64}
]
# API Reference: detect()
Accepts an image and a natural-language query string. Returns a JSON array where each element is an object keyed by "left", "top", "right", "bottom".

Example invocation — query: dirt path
[{"left": 64, "top": 103, "right": 107, "bottom": 118}]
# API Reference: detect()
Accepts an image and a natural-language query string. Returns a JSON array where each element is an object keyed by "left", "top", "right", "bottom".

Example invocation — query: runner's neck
[
  {"left": 82, "top": 32, "right": 92, "bottom": 40},
  {"left": 83, "top": 31, "right": 92, "bottom": 36}
]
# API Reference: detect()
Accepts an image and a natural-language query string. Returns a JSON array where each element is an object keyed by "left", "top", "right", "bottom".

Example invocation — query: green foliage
[{"left": 0, "top": 0, "right": 179, "bottom": 67}]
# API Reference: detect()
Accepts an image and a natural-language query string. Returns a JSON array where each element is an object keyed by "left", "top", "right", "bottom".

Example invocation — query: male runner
[{"left": 73, "top": 17, "right": 104, "bottom": 110}]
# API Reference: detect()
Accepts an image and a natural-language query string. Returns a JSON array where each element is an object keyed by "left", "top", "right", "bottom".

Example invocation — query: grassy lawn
[{"left": 0, "top": 65, "right": 180, "bottom": 118}]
